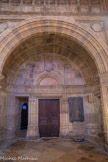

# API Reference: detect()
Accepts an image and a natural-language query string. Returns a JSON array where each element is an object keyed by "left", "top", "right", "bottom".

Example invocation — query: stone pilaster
[
  {"left": 0, "top": 90, "right": 7, "bottom": 141},
  {"left": 26, "top": 95, "right": 39, "bottom": 140},
  {"left": 87, "top": 93, "right": 102, "bottom": 135},
  {"left": 6, "top": 94, "right": 16, "bottom": 139},
  {"left": 59, "top": 96, "right": 69, "bottom": 137},
  {"left": 100, "top": 72, "right": 108, "bottom": 143}
]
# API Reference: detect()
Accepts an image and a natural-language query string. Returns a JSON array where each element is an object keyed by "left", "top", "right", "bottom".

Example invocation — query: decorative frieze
[
  {"left": 23, "top": 0, "right": 32, "bottom": 5},
  {"left": 11, "top": 0, "right": 20, "bottom": 3},
  {"left": 0, "top": 0, "right": 107, "bottom": 13},
  {"left": 1, "top": 0, "right": 9, "bottom": 3}
]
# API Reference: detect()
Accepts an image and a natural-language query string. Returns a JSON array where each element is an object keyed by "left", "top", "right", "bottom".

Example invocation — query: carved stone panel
[
  {"left": 44, "top": 54, "right": 53, "bottom": 72},
  {"left": 68, "top": 97, "right": 84, "bottom": 122}
]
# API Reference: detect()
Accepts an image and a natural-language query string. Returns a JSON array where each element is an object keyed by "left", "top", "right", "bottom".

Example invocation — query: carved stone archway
[{"left": 0, "top": 16, "right": 108, "bottom": 143}]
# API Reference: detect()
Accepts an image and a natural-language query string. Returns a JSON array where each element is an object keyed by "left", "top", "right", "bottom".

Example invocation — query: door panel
[{"left": 39, "top": 99, "right": 60, "bottom": 137}]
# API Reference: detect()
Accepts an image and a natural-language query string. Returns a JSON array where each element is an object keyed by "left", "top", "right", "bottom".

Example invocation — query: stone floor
[{"left": 0, "top": 138, "right": 108, "bottom": 162}]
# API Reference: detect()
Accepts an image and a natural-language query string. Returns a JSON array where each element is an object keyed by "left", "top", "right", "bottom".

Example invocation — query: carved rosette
[{"left": 90, "top": 21, "right": 104, "bottom": 32}]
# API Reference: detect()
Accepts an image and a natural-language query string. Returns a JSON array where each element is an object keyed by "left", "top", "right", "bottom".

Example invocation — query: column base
[
  {"left": 87, "top": 124, "right": 101, "bottom": 136},
  {"left": 26, "top": 135, "right": 40, "bottom": 140},
  {"left": 26, "top": 126, "right": 39, "bottom": 140}
]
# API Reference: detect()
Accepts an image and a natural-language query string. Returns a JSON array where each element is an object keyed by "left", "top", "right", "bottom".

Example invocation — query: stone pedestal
[{"left": 26, "top": 96, "right": 39, "bottom": 140}]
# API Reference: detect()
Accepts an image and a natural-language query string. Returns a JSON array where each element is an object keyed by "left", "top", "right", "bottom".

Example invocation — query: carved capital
[{"left": 62, "top": 98, "right": 68, "bottom": 104}]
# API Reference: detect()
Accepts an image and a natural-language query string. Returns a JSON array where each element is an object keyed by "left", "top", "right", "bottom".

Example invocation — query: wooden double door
[{"left": 39, "top": 99, "right": 60, "bottom": 137}]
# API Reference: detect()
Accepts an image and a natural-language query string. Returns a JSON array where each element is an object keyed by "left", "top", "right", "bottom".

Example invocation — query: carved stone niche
[
  {"left": 80, "top": 0, "right": 88, "bottom": 5},
  {"left": 11, "top": 0, "right": 20, "bottom": 3},
  {"left": 35, "top": 0, "right": 44, "bottom": 5},
  {"left": 11, "top": 0, "right": 20, "bottom": 5},
  {"left": 91, "top": 0, "right": 100, "bottom": 5},
  {"left": 46, "top": 0, "right": 55, "bottom": 5},
  {"left": 1, "top": 0, "right": 9, "bottom": 3},
  {"left": 68, "top": 0, "right": 77, "bottom": 5},
  {"left": 57, "top": 0, "right": 66, "bottom": 5},
  {"left": 23, "top": 0, "right": 32, "bottom": 5}
]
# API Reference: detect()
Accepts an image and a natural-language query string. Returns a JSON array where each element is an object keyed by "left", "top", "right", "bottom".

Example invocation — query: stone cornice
[
  {"left": 0, "top": 11, "right": 107, "bottom": 17},
  {"left": 0, "top": 0, "right": 107, "bottom": 15}
]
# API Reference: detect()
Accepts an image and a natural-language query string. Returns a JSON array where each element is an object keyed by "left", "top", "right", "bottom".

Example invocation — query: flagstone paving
[{"left": 0, "top": 138, "right": 108, "bottom": 162}]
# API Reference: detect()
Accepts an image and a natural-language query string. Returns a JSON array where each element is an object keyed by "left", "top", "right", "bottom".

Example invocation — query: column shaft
[{"left": 26, "top": 97, "right": 39, "bottom": 140}]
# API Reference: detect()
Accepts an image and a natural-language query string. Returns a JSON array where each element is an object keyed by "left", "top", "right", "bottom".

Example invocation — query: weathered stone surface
[
  {"left": 0, "top": 0, "right": 108, "bottom": 156},
  {"left": 0, "top": 138, "right": 107, "bottom": 162}
]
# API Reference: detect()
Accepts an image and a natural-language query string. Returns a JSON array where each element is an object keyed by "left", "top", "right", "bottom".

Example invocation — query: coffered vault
[{"left": 3, "top": 33, "right": 99, "bottom": 85}]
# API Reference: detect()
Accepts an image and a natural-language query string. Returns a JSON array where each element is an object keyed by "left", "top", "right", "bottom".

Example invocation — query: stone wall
[
  {"left": 4, "top": 53, "right": 102, "bottom": 139},
  {"left": 0, "top": 90, "right": 7, "bottom": 141},
  {"left": 0, "top": 1, "right": 107, "bottom": 142},
  {"left": 11, "top": 54, "right": 85, "bottom": 86}
]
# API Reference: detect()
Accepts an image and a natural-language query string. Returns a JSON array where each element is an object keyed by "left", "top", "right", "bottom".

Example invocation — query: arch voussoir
[{"left": 0, "top": 17, "right": 108, "bottom": 74}]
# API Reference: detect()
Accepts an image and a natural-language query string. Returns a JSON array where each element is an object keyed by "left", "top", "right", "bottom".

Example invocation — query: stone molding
[
  {"left": 0, "top": 0, "right": 107, "bottom": 14},
  {"left": 0, "top": 17, "right": 108, "bottom": 75},
  {"left": 33, "top": 71, "right": 64, "bottom": 86}
]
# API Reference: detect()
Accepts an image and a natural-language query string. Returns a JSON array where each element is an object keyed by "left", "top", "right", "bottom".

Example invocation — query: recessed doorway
[
  {"left": 39, "top": 99, "right": 60, "bottom": 137},
  {"left": 15, "top": 97, "right": 28, "bottom": 139},
  {"left": 21, "top": 103, "right": 28, "bottom": 130}
]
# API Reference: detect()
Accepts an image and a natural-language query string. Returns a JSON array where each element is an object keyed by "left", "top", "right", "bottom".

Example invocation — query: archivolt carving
[
  {"left": 0, "top": 16, "right": 108, "bottom": 77},
  {"left": 33, "top": 71, "right": 64, "bottom": 85}
]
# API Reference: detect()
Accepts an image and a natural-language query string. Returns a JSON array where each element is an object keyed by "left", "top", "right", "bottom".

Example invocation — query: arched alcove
[{"left": 0, "top": 17, "right": 108, "bottom": 143}]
